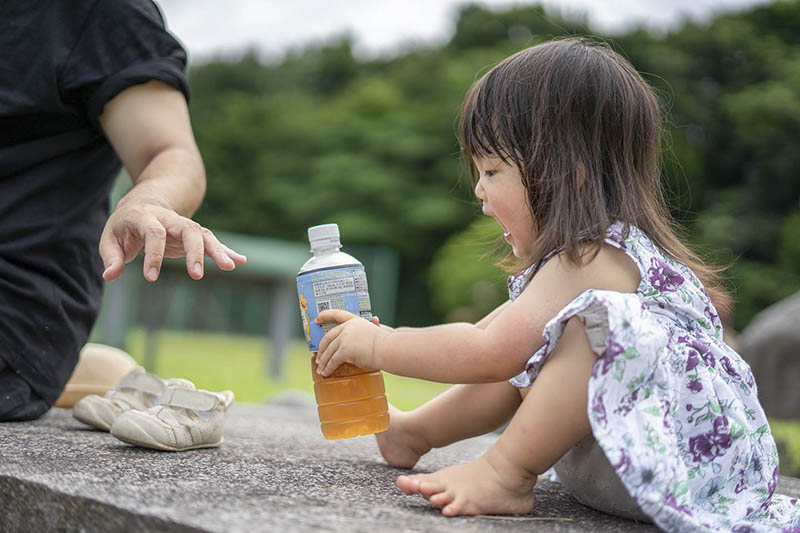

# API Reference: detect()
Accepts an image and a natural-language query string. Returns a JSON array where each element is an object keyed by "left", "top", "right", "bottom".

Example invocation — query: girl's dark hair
[{"left": 459, "top": 37, "right": 730, "bottom": 317}]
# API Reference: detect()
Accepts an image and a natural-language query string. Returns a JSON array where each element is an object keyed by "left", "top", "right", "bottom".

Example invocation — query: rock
[
  {"left": 1, "top": 404, "right": 798, "bottom": 532},
  {"left": 0, "top": 404, "right": 660, "bottom": 532},
  {"left": 737, "top": 290, "right": 800, "bottom": 419}
]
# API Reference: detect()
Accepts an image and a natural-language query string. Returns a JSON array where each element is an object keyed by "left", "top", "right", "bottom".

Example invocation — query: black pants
[{"left": 0, "top": 359, "right": 50, "bottom": 421}]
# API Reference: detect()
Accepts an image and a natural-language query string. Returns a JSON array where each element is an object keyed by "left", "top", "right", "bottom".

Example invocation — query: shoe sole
[
  {"left": 72, "top": 402, "right": 113, "bottom": 432},
  {"left": 112, "top": 431, "right": 224, "bottom": 452},
  {"left": 72, "top": 412, "right": 112, "bottom": 432}
]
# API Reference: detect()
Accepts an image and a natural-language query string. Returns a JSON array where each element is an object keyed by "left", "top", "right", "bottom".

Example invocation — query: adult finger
[
  {"left": 220, "top": 243, "right": 247, "bottom": 266},
  {"left": 140, "top": 216, "right": 167, "bottom": 282},
  {"left": 99, "top": 229, "right": 126, "bottom": 282},
  {"left": 202, "top": 229, "right": 236, "bottom": 271},
  {"left": 181, "top": 222, "right": 206, "bottom": 280}
]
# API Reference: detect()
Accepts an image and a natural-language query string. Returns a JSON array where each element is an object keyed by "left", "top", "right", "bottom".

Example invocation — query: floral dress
[{"left": 507, "top": 222, "right": 800, "bottom": 532}]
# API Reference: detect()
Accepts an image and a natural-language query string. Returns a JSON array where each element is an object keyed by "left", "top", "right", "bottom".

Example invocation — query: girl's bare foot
[
  {"left": 395, "top": 448, "right": 536, "bottom": 517},
  {"left": 376, "top": 405, "right": 431, "bottom": 469}
]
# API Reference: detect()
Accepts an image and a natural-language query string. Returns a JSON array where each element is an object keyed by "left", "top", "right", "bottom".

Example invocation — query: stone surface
[
  {"left": 1, "top": 399, "right": 798, "bottom": 532},
  {"left": 738, "top": 290, "right": 800, "bottom": 419}
]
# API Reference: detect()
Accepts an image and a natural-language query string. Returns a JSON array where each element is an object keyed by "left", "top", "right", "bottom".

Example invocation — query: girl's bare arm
[{"left": 316, "top": 244, "right": 639, "bottom": 383}]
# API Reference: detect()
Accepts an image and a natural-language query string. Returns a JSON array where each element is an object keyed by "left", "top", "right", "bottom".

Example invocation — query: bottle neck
[{"left": 312, "top": 244, "right": 341, "bottom": 257}]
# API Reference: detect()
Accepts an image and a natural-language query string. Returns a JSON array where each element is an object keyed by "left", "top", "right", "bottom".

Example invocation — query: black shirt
[{"left": 0, "top": 0, "right": 190, "bottom": 403}]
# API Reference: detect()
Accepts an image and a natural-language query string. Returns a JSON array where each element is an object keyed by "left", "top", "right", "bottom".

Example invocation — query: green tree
[{"left": 186, "top": 1, "right": 800, "bottom": 329}]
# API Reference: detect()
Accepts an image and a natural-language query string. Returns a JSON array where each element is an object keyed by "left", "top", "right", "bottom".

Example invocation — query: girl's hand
[{"left": 315, "top": 309, "right": 390, "bottom": 376}]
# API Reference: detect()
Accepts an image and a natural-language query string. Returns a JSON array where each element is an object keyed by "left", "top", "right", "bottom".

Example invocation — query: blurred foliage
[
  {"left": 772, "top": 419, "right": 800, "bottom": 477},
  {"left": 187, "top": 1, "right": 800, "bottom": 329},
  {"left": 428, "top": 217, "right": 507, "bottom": 321}
]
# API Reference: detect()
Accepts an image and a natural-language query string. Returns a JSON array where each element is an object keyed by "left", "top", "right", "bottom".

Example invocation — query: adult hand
[
  {"left": 97, "top": 80, "right": 246, "bottom": 282},
  {"left": 99, "top": 202, "right": 246, "bottom": 282},
  {"left": 315, "top": 309, "right": 391, "bottom": 376}
]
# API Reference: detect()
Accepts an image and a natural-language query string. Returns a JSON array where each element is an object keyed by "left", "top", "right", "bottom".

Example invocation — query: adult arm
[{"left": 98, "top": 80, "right": 246, "bottom": 282}]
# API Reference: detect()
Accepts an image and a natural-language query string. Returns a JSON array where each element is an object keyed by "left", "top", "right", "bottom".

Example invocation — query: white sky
[{"left": 156, "top": 0, "right": 771, "bottom": 62}]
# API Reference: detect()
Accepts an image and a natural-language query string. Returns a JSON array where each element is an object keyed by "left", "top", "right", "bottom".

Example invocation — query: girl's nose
[
  {"left": 474, "top": 179, "right": 485, "bottom": 201},
  {"left": 475, "top": 181, "right": 490, "bottom": 215}
]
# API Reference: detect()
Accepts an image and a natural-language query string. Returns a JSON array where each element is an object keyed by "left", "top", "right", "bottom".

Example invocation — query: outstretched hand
[
  {"left": 315, "top": 309, "right": 391, "bottom": 376},
  {"left": 99, "top": 202, "right": 247, "bottom": 282}
]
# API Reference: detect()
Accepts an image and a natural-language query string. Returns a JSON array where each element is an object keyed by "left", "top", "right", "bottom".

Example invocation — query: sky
[{"left": 156, "top": 0, "right": 771, "bottom": 62}]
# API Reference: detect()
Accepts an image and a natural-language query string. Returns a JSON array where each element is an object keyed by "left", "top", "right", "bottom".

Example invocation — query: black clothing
[
  {"left": 0, "top": 360, "right": 49, "bottom": 421},
  {"left": 0, "top": 0, "right": 190, "bottom": 411}
]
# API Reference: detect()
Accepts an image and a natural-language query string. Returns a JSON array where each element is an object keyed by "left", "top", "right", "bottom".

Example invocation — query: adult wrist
[{"left": 114, "top": 188, "right": 171, "bottom": 213}]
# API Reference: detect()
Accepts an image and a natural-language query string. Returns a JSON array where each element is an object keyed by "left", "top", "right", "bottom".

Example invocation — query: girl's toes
[
  {"left": 428, "top": 490, "right": 453, "bottom": 509},
  {"left": 396, "top": 475, "right": 421, "bottom": 494},
  {"left": 418, "top": 480, "right": 446, "bottom": 499},
  {"left": 441, "top": 500, "right": 463, "bottom": 517}
]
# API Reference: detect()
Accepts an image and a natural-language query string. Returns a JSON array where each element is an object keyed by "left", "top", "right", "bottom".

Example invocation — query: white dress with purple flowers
[{"left": 507, "top": 222, "right": 800, "bottom": 532}]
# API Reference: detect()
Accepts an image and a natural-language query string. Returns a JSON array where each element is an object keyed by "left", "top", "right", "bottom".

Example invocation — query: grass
[
  {"left": 125, "top": 329, "right": 449, "bottom": 411},
  {"left": 771, "top": 419, "right": 800, "bottom": 477},
  {"left": 125, "top": 329, "right": 800, "bottom": 476}
]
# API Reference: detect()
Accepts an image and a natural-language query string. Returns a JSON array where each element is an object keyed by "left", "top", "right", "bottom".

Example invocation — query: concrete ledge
[{"left": 1, "top": 399, "right": 797, "bottom": 532}]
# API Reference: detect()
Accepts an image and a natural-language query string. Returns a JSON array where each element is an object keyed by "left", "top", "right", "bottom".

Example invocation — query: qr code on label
[{"left": 316, "top": 300, "right": 331, "bottom": 313}]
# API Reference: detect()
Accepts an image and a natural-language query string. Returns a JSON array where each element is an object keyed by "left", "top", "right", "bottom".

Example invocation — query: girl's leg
[
  {"left": 377, "top": 380, "right": 521, "bottom": 468},
  {"left": 397, "top": 317, "right": 596, "bottom": 517}
]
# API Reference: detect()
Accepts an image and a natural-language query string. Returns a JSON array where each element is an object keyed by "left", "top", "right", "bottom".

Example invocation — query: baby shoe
[
  {"left": 72, "top": 366, "right": 170, "bottom": 431},
  {"left": 110, "top": 379, "right": 234, "bottom": 451}
]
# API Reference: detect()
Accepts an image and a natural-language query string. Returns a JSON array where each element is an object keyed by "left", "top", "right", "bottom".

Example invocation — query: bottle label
[{"left": 297, "top": 265, "right": 372, "bottom": 351}]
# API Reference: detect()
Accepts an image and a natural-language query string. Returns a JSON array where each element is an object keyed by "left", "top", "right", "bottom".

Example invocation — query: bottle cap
[{"left": 308, "top": 223, "right": 341, "bottom": 249}]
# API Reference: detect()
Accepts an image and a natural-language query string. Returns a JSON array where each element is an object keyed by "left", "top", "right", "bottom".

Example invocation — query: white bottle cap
[{"left": 308, "top": 223, "right": 341, "bottom": 250}]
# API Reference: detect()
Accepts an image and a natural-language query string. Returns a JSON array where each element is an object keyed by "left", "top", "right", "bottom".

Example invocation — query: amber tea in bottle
[{"left": 296, "top": 224, "right": 389, "bottom": 440}]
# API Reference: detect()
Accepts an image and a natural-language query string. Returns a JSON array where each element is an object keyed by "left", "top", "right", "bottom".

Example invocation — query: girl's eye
[{"left": 484, "top": 169, "right": 498, "bottom": 178}]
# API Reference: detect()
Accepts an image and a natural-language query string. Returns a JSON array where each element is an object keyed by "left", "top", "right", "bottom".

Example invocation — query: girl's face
[{"left": 473, "top": 157, "right": 535, "bottom": 258}]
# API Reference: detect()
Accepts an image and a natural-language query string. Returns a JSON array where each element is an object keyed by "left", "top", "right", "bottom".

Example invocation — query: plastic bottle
[{"left": 296, "top": 224, "right": 389, "bottom": 440}]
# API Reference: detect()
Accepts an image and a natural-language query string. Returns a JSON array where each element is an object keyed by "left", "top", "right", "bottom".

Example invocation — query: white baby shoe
[
  {"left": 110, "top": 379, "right": 234, "bottom": 451},
  {"left": 72, "top": 366, "right": 169, "bottom": 431}
]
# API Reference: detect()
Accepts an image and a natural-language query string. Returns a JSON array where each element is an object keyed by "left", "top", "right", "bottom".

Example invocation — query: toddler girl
[{"left": 314, "top": 37, "right": 800, "bottom": 531}]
